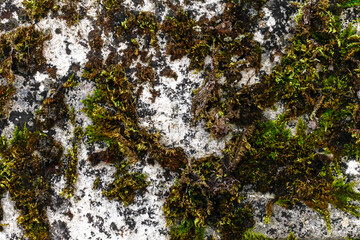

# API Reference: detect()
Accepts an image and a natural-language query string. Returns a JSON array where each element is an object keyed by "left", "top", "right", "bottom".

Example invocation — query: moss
[
  {"left": 160, "top": 2, "right": 265, "bottom": 136},
  {"left": 35, "top": 85, "right": 68, "bottom": 131},
  {"left": 243, "top": 231, "right": 273, "bottom": 240},
  {"left": 169, "top": 218, "right": 205, "bottom": 240},
  {"left": 165, "top": 0, "right": 360, "bottom": 237},
  {"left": 0, "top": 126, "right": 63, "bottom": 239},
  {"left": 23, "top": 0, "right": 83, "bottom": 25},
  {"left": 61, "top": 126, "right": 83, "bottom": 199},
  {"left": 82, "top": 63, "right": 187, "bottom": 205},
  {"left": 59, "top": 0, "right": 83, "bottom": 26},
  {"left": 0, "top": 84, "right": 15, "bottom": 118},
  {"left": 3, "top": 0, "right": 360, "bottom": 238},
  {"left": 229, "top": 118, "right": 360, "bottom": 230},
  {"left": 337, "top": 0, "right": 360, "bottom": 7},
  {"left": 164, "top": 156, "right": 255, "bottom": 240},
  {"left": 0, "top": 25, "right": 50, "bottom": 82},
  {"left": 23, "top": 0, "right": 55, "bottom": 22},
  {"left": 102, "top": 161, "right": 148, "bottom": 206}
]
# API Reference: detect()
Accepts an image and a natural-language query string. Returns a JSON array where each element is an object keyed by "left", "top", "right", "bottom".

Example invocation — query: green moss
[
  {"left": 3, "top": 0, "right": 360, "bottom": 238},
  {"left": 243, "top": 230, "right": 273, "bottom": 240},
  {"left": 337, "top": 0, "right": 360, "bottom": 7},
  {"left": 168, "top": 0, "right": 360, "bottom": 237},
  {"left": 82, "top": 63, "right": 187, "bottom": 205},
  {"left": 23, "top": 0, "right": 55, "bottom": 22},
  {"left": 169, "top": 218, "right": 205, "bottom": 240},
  {"left": 230, "top": 118, "right": 360, "bottom": 230},
  {"left": 102, "top": 161, "right": 148, "bottom": 206},
  {"left": 23, "top": 0, "right": 82, "bottom": 24},
  {"left": 0, "top": 126, "right": 63, "bottom": 239},
  {"left": 164, "top": 156, "right": 255, "bottom": 240}
]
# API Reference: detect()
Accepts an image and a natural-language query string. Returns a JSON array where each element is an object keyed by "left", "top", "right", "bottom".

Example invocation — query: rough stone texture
[{"left": 0, "top": 0, "right": 360, "bottom": 239}]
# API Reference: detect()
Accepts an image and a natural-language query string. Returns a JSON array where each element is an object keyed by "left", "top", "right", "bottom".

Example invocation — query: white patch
[
  {"left": 253, "top": 30, "right": 264, "bottom": 44},
  {"left": 138, "top": 54, "right": 226, "bottom": 159},
  {"left": 263, "top": 102, "right": 285, "bottom": 121},
  {"left": 33, "top": 72, "right": 49, "bottom": 92},
  {"left": 0, "top": 192, "right": 23, "bottom": 239},
  {"left": 263, "top": 8, "right": 276, "bottom": 31},
  {"left": 180, "top": 0, "right": 225, "bottom": 22},
  {"left": 36, "top": 18, "right": 92, "bottom": 77},
  {"left": 346, "top": 160, "right": 360, "bottom": 176},
  {"left": 237, "top": 68, "right": 259, "bottom": 87},
  {"left": 12, "top": 0, "right": 24, "bottom": 8}
]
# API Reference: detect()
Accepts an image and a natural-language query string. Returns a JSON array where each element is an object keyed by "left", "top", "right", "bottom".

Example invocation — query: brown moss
[
  {"left": 0, "top": 25, "right": 50, "bottom": 82},
  {"left": 0, "top": 84, "right": 15, "bottom": 118},
  {"left": 36, "top": 85, "right": 68, "bottom": 131},
  {"left": 0, "top": 126, "right": 63, "bottom": 240}
]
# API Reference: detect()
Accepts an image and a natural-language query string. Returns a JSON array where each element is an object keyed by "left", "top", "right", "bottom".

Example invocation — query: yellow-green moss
[{"left": 23, "top": 0, "right": 55, "bottom": 22}]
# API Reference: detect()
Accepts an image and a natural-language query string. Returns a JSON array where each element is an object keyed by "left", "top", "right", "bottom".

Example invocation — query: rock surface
[{"left": 0, "top": 0, "right": 360, "bottom": 239}]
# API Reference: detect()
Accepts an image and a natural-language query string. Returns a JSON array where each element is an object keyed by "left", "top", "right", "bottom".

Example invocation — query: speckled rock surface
[{"left": 1, "top": 0, "right": 360, "bottom": 239}]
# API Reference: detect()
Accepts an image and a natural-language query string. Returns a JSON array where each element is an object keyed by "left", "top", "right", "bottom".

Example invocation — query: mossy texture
[
  {"left": 23, "top": 0, "right": 55, "bottom": 22},
  {"left": 0, "top": 25, "right": 49, "bottom": 82},
  {"left": 0, "top": 127, "right": 63, "bottom": 239},
  {"left": 82, "top": 63, "right": 187, "bottom": 205},
  {"left": 1, "top": 0, "right": 360, "bottom": 239}
]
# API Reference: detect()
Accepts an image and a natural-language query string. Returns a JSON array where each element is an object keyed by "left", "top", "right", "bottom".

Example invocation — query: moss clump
[
  {"left": 59, "top": 0, "right": 83, "bottom": 26},
  {"left": 161, "top": 3, "right": 264, "bottom": 137},
  {"left": 23, "top": 0, "right": 83, "bottom": 25},
  {"left": 23, "top": 0, "right": 55, "bottom": 22},
  {"left": 169, "top": 218, "right": 205, "bottom": 240},
  {"left": 168, "top": 0, "right": 360, "bottom": 237},
  {"left": 0, "top": 25, "right": 48, "bottom": 122},
  {"left": 217, "top": 0, "right": 360, "bottom": 232},
  {"left": 337, "top": 0, "right": 360, "bottom": 7},
  {"left": 0, "top": 84, "right": 15, "bottom": 118},
  {"left": 36, "top": 86, "right": 68, "bottom": 131},
  {"left": 0, "top": 126, "right": 63, "bottom": 240},
  {"left": 164, "top": 156, "right": 255, "bottom": 240},
  {"left": 83, "top": 63, "right": 187, "bottom": 205},
  {"left": 102, "top": 161, "right": 148, "bottom": 206},
  {"left": 0, "top": 25, "right": 49, "bottom": 82},
  {"left": 230, "top": 118, "right": 360, "bottom": 230},
  {"left": 61, "top": 126, "right": 83, "bottom": 199}
]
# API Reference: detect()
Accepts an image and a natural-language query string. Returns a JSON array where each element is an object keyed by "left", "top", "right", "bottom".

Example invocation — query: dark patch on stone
[
  {"left": 86, "top": 213, "right": 94, "bottom": 223},
  {"left": 64, "top": 40, "right": 72, "bottom": 55},
  {"left": 9, "top": 111, "right": 36, "bottom": 131},
  {"left": 110, "top": 222, "right": 119, "bottom": 232},
  {"left": 268, "top": 228, "right": 277, "bottom": 235},
  {"left": 125, "top": 218, "right": 136, "bottom": 230},
  {"left": 51, "top": 220, "right": 71, "bottom": 240},
  {"left": 63, "top": 210, "right": 74, "bottom": 220}
]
